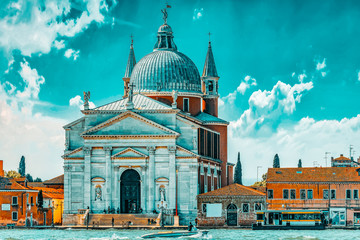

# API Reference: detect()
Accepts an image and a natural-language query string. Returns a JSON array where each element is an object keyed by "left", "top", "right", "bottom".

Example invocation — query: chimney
[
  {"left": 340, "top": 154, "right": 343, "bottom": 157},
  {"left": 0, "top": 160, "right": 4, "bottom": 177}
]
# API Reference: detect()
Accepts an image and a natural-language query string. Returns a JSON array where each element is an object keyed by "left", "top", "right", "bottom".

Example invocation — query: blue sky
[{"left": 1, "top": 0, "right": 360, "bottom": 184}]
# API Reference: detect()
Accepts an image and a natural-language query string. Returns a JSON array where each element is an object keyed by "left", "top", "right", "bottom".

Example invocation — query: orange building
[
  {"left": 0, "top": 177, "right": 52, "bottom": 226},
  {"left": 266, "top": 167, "right": 360, "bottom": 226}
]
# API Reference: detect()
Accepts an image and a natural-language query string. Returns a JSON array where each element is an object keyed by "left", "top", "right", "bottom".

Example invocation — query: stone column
[
  {"left": 147, "top": 146, "right": 156, "bottom": 212},
  {"left": 63, "top": 165, "right": 72, "bottom": 214},
  {"left": 105, "top": 146, "right": 112, "bottom": 209},
  {"left": 83, "top": 147, "right": 91, "bottom": 209},
  {"left": 204, "top": 163, "right": 208, "bottom": 193},
  {"left": 168, "top": 146, "right": 176, "bottom": 210}
]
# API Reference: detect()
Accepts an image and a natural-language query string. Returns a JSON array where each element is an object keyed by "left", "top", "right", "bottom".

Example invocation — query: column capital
[
  {"left": 147, "top": 146, "right": 156, "bottom": 154},
  {"left": 104, "top": 146, "right": 112, "bottom": 156},
  {"left": 63, "top": 165, "right": 72, "bottom": 172},
  {"left": 167, "top": 145, "right": 176, "bottom": 154},
  {"left": 83, "top": 147, "right": 91, "bottom": 156}
]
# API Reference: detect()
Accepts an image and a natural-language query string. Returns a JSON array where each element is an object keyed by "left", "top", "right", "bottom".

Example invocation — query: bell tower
[
  {"left": 123, "top": 35, "right": 136, "bottom": 98},
  {"left": 202, "top": 33, "right": 219, "bottom": 117}
]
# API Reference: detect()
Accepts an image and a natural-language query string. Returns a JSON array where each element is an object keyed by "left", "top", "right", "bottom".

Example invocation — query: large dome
[
  {"left": 130, "top": 50, "right": 201, "bottom": 94},
  {"left": 130, "top": 22, "right": 201, "bottom": 94}
]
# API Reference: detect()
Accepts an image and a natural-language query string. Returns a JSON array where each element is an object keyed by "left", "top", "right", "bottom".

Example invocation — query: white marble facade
[{"left": 63, "top": 95, "right": 203, "bottom": 222}]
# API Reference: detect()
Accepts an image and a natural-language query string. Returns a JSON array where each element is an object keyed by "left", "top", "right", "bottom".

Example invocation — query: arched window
[
  {"left": 227, "top": 204, "right": 237, "bottom": 211},
  {"left": 209, "top": 81, "right": 214, "bottom": 92}
]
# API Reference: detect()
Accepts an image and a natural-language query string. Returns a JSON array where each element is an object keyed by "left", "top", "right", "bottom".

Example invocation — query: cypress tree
[
  {"left": 234, "top": 152, "right": 243, "bottom": 185},
  {"left": 273, "top": 154, "right": 280, "bottom": 168},
  {"left": 298, "top": 159, "right": 302, "bottom": 168},
  {"left": 19, "top": 156, "right": 26, "bottom": 177}
]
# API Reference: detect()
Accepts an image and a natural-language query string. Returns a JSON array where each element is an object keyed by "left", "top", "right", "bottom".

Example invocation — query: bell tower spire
[
  {"left": 123, "top": 35, "right": 136, "bottom": 98},
  {"left": 202, "top": 32, "right": 220, "bottom": 117}
]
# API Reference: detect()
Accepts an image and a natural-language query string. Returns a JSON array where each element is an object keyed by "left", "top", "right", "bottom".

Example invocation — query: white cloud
[
  {"left": 64, "top": 49, "right": 80, "bottom": 60},
  {"left": 193, "top": 8, "right": 204, "bottom": 21},
  {"left": 221, "top": 75, "right": 257, "bottom": 104},
  {"left": 357, "top": 71, "right": 360, "bottom": 81},
  {"left": 0, "top": 62, "right": 65, "bottom": 180},
  {"left": 53, "top": 40, "right": 65, "bottom": 50},
  {"left": 69, "top": 95, "right": 96, "bottom": 110},
  {"left": 298, "top": 73, "right": 307, "bottom": 83},
  {"left": 316, "top": 58, "right": 327, "bottom": 77},
  {"left": 4, "top": 59, "right": 14, "bottom": 74},
  {"left": 16, "top": 59, "right": 45, "bottom": 99},
  {"left": 0, "top": 0, "right": 112, "bottom": 56},
  {"left": 229, "top": 114, "right": 360, "bottom": 184},
  {"left": 230, "top": 80, "right": 313, "bottom": 136}
]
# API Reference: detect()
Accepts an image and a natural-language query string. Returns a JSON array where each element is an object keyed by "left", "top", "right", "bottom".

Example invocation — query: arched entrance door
[
  {"left": 120, "top": 169, "right": 141, "bottom": 213},
  {"left": 227, "top": 204, "right": 238, "bottom": 226}
]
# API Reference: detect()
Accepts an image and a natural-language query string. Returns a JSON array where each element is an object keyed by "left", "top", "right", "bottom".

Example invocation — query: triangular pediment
[
  {"left": 62, "top": 147, "right": 84, "bottom": 159},
  {"left": 112, "top": 147, "right": 148, "bottom": 159},
  {"left": 82, "top": 111, "right": 179, "bottom": 136},
  {"left": 176, "top": 145, "right": 198, "bottom": 158}
]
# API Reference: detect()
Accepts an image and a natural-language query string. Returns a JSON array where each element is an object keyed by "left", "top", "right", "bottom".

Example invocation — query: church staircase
[{"left": 87, "top": 214, "right": 159, "bottom": 226}]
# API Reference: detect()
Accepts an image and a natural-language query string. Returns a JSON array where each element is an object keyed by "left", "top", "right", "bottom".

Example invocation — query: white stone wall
[{"left": 64, "top": 110, "right": 200, "bottom": 222}]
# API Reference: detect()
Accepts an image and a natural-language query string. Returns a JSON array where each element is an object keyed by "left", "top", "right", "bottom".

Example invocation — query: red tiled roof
[
  {"left": 0, "top": 177, "right": 29, "bottom": 190},
  {"left": 198, "top": 183, "right": 265, "bottom": 197},
  {"left": 27, "top": 182, "right": 45, "bottom": 188},
  {"left": 333, "top": 156, "right": 351, "bottom": 161},
  {"left": 28, "top": 187, "right": 64, "bottom": 199},
  {"left": 43, "top": 174, "right": 64, "bottom": 185},
  {"left": 267, "top": 167, "right": 360, "bottom": 183}
]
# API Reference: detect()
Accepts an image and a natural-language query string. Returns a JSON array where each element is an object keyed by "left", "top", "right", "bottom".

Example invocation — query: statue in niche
[
  {"left": 95, "top": 185, "right": 102, "bottom": 201},
  {"left": 159, "top": 187, "right": 166, "bottom": 202}
]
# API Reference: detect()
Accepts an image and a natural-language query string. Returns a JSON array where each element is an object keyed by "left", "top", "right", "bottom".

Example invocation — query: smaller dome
[{"left": 158, "top": 24, "right": 172, "bottom": 33}]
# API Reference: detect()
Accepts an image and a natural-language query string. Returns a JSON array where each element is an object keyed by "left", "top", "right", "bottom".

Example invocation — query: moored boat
[
  {"left": 141, "top": 230, "right": 209, "bottom": 238},
  {"left": 252, "top": 210, "right": 325, "bottom": 230}
]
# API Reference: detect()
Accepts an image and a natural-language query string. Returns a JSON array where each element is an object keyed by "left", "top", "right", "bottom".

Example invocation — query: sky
[{"left": 1, "top": 0, "right": 360, "bottom": 185}]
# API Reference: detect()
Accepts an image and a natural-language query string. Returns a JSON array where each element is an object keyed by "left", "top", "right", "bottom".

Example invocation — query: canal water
[{"left": 0, "top": 229, "right": 359, "bottom": 240}]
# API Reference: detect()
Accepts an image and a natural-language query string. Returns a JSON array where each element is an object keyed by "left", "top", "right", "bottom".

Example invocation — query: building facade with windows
[
  {"left": 196, "top": 184, "right": 265, "bottom": 227},
  {"left": 266, "top": 167, "right": 360, "bottom": 226},
  {"left": 62, "top": 10, "right": 232, "bottom": 225}
]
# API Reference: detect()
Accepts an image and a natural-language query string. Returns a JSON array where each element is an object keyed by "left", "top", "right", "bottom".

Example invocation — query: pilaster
[
  {"left": 83, "top": 147, "right": 91, "bottom": 209},
  {"left": 147, "top": 146, "right": 156, "bottom": 212},
  {"left": 168, "top": 145, "right": 176, "bottom": 209},
  {"left": 105, "top": 146, "right": 112, "bottom": 209},
  {"left": 63, "top": 165, "right": 72, "bottom": 214}
]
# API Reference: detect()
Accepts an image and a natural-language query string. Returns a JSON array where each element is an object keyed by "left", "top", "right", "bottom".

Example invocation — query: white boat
[{"left": 141, "top": 230, "right": 209, "bottom": 238}]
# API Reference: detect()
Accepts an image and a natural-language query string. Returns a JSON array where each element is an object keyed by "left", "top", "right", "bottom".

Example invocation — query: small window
[
  {"left": 300, "top": 189, "right": 306, "bottom": 199},
  {"left": 323, "top": 190, "right": 329, "bottom": 199},
  {"left": 12, "top": 211, "right": 18, "bottom": 221},
  {"left": 307, "top": 190, "right": 313, "bottom": 199},
  {"left": 209, "top": 81, "right": 214, "bottom": 92},
  {"left": 331, "top": 190, "right": 336, "bottom": 199},
  {"left": 268, "top": 189, "right": 273, "bottom": 199},
  {"left": 202, "top": 204, "right": 207, "bottom": 213},
  {"left": 12, "top": 196, "right": 18, "bottom": 205},
  {"left": 242, "top": 203, "right": 249, "bottom": 213},
  {"left": 30, "top": 196, "right": 34, "bottom": 206},
  {"left": 183, "top": 98, "right": 189, "bottom": 112},
  {"left": 346, "top": 189, "right": 352, "bottom": 199},
  {"left": 354, "top": 190, "right": 359, "bottom": 199},
  {"left": 254, "top": 203, "right": 262, "bottom": 211},
  {"left": 290, "top": 189, "right": 296, "bottom": 199},
  {"left": 283, "top": 189, "right": 289, "bottom": 199}
]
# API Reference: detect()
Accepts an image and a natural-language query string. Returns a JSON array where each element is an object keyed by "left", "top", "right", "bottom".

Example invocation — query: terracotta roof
[
  {"left": 27, "top": 182, "right": 45, "bottom": 188},
  {"left": 13, "top": 177, "right": 26, "bottom": 182},
  {"left": 43, "top": 175, "right": 64, "bottom": 185},
  {"left": 267, "top": 167, "right": 360, "bottom": 183},
  {"left": 333, "top": 155, "right": 351, "bottom": 161},
  {"left": 250, "top": 186, "right": 266, "bottom": 194},
  {"left": 28, "top": 187, "right": 64, "bottom": 199},
  {"left": 0, "top": 177, "right": 29, "bottom": 190},
  {"left": 198, "top": 184, "right": 265, "bottom": 197}
]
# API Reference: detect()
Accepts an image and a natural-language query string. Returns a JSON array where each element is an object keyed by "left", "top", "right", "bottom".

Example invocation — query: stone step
[{"left": 88, "top": 214, "right": 159, "bottom": 226}]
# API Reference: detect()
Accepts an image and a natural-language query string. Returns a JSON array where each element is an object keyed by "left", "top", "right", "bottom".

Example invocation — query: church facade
[{"left": 62, "top": 10, "right": 233, "bottom": 224}]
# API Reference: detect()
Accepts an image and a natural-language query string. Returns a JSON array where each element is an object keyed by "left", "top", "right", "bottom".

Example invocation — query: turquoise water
[{"left": 0, "top": 229, "right": 359, "bottom": 240}]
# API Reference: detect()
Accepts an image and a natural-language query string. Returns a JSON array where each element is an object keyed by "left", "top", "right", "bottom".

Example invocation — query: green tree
[
  {"left": 37, "top": 190, "right": 43, "bottom": 209},
  {"left": 34, "top": 177, "right": 42, "bottom": 182},
  {"left": 298, "top": 159, "right": 302, "bottom": 168},
  {"left": 252, "top": 173, "right": 267, "bottom": 187},
  {"left": 18, "top": 156, "right": 25, "bottom": 177},
  {"left": 273, "top": 154, "right": 280, "bottom": 168},
  {"left": 5, "top": 170, "right": 21, "bottom": 179},
  {"left": 234, "top": 152, "right": 242, "bottom": 185},
  {"left": 26, "top": 174, "right": 33, "bottom": 182}
]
